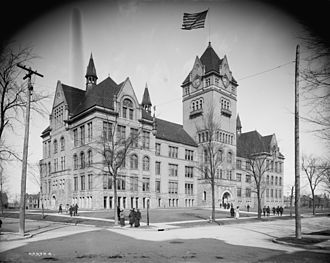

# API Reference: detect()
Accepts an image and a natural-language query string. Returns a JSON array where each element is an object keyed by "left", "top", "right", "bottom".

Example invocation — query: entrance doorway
[{"left": 222, "top": 192, "right": 231, "bottom": 207}]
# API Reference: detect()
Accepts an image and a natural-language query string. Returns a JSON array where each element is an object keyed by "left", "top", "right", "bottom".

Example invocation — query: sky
[{"left": 2, "top": 0, "right": 329, "bottom": 200}]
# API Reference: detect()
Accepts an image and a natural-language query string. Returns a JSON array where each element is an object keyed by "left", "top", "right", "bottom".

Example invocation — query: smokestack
[{"left": 70, "top": 8, "right": 84, "bottom": 88}]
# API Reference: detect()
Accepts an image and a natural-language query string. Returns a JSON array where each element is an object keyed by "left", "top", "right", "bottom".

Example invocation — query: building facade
[{"left": 39, "top": 44, "right": 284, "bottom": 210}]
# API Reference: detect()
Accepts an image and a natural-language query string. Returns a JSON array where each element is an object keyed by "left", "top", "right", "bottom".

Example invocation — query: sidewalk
[{"left": 1, "top": 213, "right": 329, "bottom": 252}]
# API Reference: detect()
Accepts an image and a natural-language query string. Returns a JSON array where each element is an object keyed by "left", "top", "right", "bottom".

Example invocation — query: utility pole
[
  {"left": 290, "top": 185, "right": 294, "bottom": 218},
  {"left": 294, "top": 45, "right": 301, "bottom": 239},
  {"left": 17, "top": 64, "right": 43, "bottom": 236}
]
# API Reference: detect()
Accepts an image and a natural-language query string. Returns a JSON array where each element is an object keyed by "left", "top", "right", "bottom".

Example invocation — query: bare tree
[
  {"left": 0, "top": 42, "right": 48, "bottom": 162},
  {"left": 301, "top": 36, "right": 330, "bottom": 144},
  {"left": 301, "top": 155, "right": 325, "bottom": 215},
  {"left": 94, "top": 114, "right": 139, "bottom": 225},
  {"left": 196, "top": 106, "right": 224, "bottom": 222},
  {"left": 0, "top": 163, "right": 9, "bottom": 214}
]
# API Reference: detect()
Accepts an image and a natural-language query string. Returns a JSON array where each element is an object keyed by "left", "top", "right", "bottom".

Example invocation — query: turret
[
  {"left": 141, "top": 83, "right": 152, "bottom": 113},
  {"left": 236, "top": 114, "right": 242, "bottom": 136},
  {"left": 85, "top": 53, "right": 98, "bottom": 90}
]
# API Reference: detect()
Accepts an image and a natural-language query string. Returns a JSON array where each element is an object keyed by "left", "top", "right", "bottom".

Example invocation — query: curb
[{"left": 272, "top": 238, "right": 330, "bottom": 250}]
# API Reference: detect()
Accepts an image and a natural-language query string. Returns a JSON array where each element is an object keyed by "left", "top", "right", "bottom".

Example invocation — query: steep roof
[
  {"left": 155, "top": 118, "right": 197, "bottom": 147},
  {"left": 237, "top": 130, "right": 284, "bottom": 159},
  {"left": 141, "top": 85, "right": 152, "bottom": 106},
  {"left": 61, "top": 84, "right": 86, "bottom": 115},
  {"left": 71, "top": 77, "right": 121, "bottom": 116},
  {"left": 200, "top": 42, "right": 223, "bottom": 74},
  {"left": 236, "top": 114, "right": 242, "bottom": 130},
  {"left": 85, "top": 53, "right": 97, "bottom": 79}
]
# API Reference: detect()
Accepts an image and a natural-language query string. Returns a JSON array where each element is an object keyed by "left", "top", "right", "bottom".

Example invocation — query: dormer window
[
  {"left": 206, "top": 78, "right": 211, "bottom": 86},
  {"left": 122, "top": 98, "right": 134, "bottom": 120}
]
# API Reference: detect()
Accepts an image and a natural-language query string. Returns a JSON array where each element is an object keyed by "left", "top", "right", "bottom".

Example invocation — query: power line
[{"left": 237, "top": 61, "right": 294, "bottom": 81}]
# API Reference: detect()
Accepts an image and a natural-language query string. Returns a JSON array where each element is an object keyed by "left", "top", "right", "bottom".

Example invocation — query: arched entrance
[
  {"left": 221, "top": 191, "right": 231, "bottom": 207},
  {"left": 51, "top": 195, "right": 56, "bottom": 209}
]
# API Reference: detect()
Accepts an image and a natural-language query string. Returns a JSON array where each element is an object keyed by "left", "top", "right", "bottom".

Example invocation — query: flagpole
[{"left": 208, "top": 8, "right": 210, "bottom": 43}]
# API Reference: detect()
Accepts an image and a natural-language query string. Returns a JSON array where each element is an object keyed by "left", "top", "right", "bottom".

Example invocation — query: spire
[
  {"left": 142, "top": 83, "right": 152, "bottom": 113},
  {"left": 236, "top": 114, "right": 242, "bottom": 135},
  {"left": 85, "top": 53, "right": 98, "bottom": 90}
]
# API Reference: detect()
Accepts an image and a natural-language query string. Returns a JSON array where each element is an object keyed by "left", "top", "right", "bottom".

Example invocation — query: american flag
[{"left": 182, "top": 10, "right": 208, "bottom": 30}]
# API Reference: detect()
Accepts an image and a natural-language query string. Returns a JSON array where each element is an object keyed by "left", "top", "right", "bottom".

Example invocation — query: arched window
[
  {"left": 199, "top": 98, "right": 203, "bottom": 109},
  {"left": 227, "top": 152, "right": 232, "bottom": 163},
  {"left": 143, "top": 156, "right": 150, "bottom": 171},
  {"left": 80, "top": 152, "right": 85, "bottom": 169},
  {"left": 48, "top": 162, "right": 51, "bottom": 174},
  {"left": 266, "top": 175, "right": 270, "bottom": 185},
  {"left": 192, "top": 101, "right": 195, "bottom": 111},
  {"left": 87, "top": 150, "right": 93, "bottom": 167},
  {"left": 122, "top": 98, "right": 134, "bottom": 120},
  {"left": 60, "top": 137, "right": 65, "bottom": 151},
  {"left": 53, "top": 140, "right": 58, "bottom": 154},
  {"left": 130, "top": 154, "right": 138, "bottom": 169},
  {"left": 271, "top": 175, "right": 274, "bottom": 185},
  {"left": 275, "top": 176, "right": 278, "bottom": 185},
  {"left": 73, "top": 154, "right": 78, "bottom": 170},
  {"left": 217, "top": 150, "right": 223, "bottom": 162},
  {"left": 279, "top": 177, "right": 282, "bottom": 186}
]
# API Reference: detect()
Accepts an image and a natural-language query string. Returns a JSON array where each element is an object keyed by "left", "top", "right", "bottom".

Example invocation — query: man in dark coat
[
  {"left": 74, "top": 203, "right": 79, "bottom": 216},
  {"left": 69, "top": 205, "right": 73, "bottom": 217},
  {"left": 129, "top": 208, "right": 135, "bottom": 227},
  {"left": 135, "top": 209, "right": 141, "bottom": 227}
]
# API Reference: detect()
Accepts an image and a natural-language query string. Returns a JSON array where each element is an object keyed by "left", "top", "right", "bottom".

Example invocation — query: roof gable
[{"left": 61, "top": 83, "right": 86, "bottom": 115}]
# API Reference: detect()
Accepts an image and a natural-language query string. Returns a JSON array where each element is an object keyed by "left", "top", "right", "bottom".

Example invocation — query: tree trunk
[
  {"left": 257, "top": 188, "right": 262, "bottom": 219},
  {"left": 211, "top": 176, "right": 215, "bottom": 222},
  {"left": 113, "top": 172, "right": 118, "bottom": 225},
  {"left": 312, "top": 190, "right": 315, "bottom": 215}
]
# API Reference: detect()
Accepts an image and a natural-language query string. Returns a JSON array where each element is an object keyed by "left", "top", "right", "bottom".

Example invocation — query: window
[
  {"left": 246, "top": 188, "right": 251, "bottom": 198},
  {"left": 168, "top": 181, "right": 178, "bottom": 194},
  {"left": 88, "top": 174, "right": 93, "bottom": 190},
  {"left": 169, "top": 146, "right": 178, "bottom": 158},
  {"left": 60, "top": 156, "right": 65, "bottom": 170},
  {"left": 60, "top": 137, "right": 65, "bottom": 151},
  {"left": 143, "top": 156, "right": 150, "bottom": 171},
  {"left": 215, "top": 77, "right": 219, "bottom": 86},
  {"left": 279, "top": 177, "right": 282, "bottom": 186},
  {"left": 227, "top": 152, "right": 232, "bottom": 163},
  {"left": 103, "top": 174, "right": 112, "bottom": 189},
  {"left": 155, "top": 161, "right": 161, "bottom": 175},
  {"left": 275, "top": 176, "right": 278, "bottom": 186},
  {"left": 155, "top": 143, "right": 161, "bottom": 156},
  {"left": 185, "top": 183, "right": 193, "bottom": 195},
  {"left": 271, "top": 176, "right": 274, "bottom": 185},
  {"left": 237, "top": 187, "right": 242, "bottom": 197},
  {"left": 142, "top": 131, "right": 150, "bottom": 149},
  {"left": 48, "top": 141, "right": 51, "bottom": 157},
  {"left": 236, "top": 160, "right": 241, "bottom": 169},
  {"left": 74, "top": 176, "right": 78, "bottom": 191},
  {"left": 142, "top": 177, "right": 150, "bottom": 192},
  {"left": 117, "top": 125, "right": 126, "bottom": 142},
  {"left": 122, "top": 98, "right": 134, "bottom": 120},
  {"left": 54, "top": 158, "right": 58, "bottom": 172},
  {"left": 87, "top": 150, "right": 93, "bottom": 167},
  {"left": 130, "top": 128, "right": 139, "bottom": 148},
  {"left": 87, "top": 122, "right": 93, "bottom": 142},
  {"left": 245, "top": 174, "right": 251, "bottom": 183},
  {"left": 266, "top": 175, "right": 270, "bottom": 185},
  {"left": 130, "top": 154, "right": 138, "bottom": 169},
  {"left": 169, "top": 164, "right": 178, "bottom": 177},
  {"left": 217, "top": 150, "right": 223, "bottom": 162},
  {"left": 81, "top": 174, "right": 85, "bottom": 190},
  {"left": 80, "top": 125, "right": 85, "bottom": 145},
  {"left": 103, "top": 121, "right": 113, "bottom": 141},
  {"left": 236, "top": 173, "right": 241, "bottom": 182},
  {"left": 117, "top": 176, "right": 126, "bottom": 190},
  {"left": 53, "top": 140, "right": 58, "bottom": 154},
  {"left": 271, "top": 189, "right": 274, "bottom": 198},
  {"left": 185, "top": 166, "right": 193, "bottom": 178},
  {"left": 206, "top": 78, "right": 210, "bottom": 86},
  {"left": 130, "top": 177, "right": 138, "bottom": 191},
  {"left": 155, "top": 180, "right": 161, "bottom": 193},
  {"left": 48, "top": 162, "right": 51, "bottom": 174},
  {"left": 73, "top": 129, "right": 78, "bottom": 147},
  {"left": 266, "top": 189, "right": 269, "bottom": 198},
  {"left": 80, "top": 152, "right": 85, "bottom": 169},
  {"left": 185, "top": 149, "right": 194, "bottom": 161}
]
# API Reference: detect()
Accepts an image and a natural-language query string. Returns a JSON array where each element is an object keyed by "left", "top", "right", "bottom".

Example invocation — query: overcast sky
[{"left": 3, "top": 0, "right": 329, "bottom": 200}]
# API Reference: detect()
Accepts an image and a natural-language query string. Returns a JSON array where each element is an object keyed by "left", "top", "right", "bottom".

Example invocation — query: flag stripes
[{"left": 182, "top": 10, "right": 208, "bottom": 30}]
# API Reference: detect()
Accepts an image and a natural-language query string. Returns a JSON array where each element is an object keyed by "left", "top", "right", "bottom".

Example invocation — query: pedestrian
[
  {"left": 69, "top": 205, "right": 73, "bottom": 217},
  {"left": 66, "top": 204, "right": 69, "bottom": 214},
  {"left": 74, "top": 203, "right": 79, "bottom": 216},
  {"left": 266, "top": 206, "right": 270, "bottom": 216},
  {"left": 247, "top": 204, "right": 250, "bottom": 212},
  {"left": 230, "top": 205, "right": 235, "bottom": 217},
  {"left": 235, "top": 206, "right": 240, "bottom": 219},
  {"left": 219, "top": 203, "right": 222, "bottom": 208},
  {"left": 58, "top": 204, "right": 62, "bottom": 214},
  {"left": 279, "top": 206, "right": 283, "bottom": 216},
  {"left": 129, "top": 208, "right": 135, "bottom": 227},
  {"left": 120, "top": 209, "right": 125, "bottom": 227},
  {"left": 117, "top": 205, "right": 121, "bottom": 220},
  {"left": 276, "top": 206, "right": 280, "bottom": 216},
  {"left": 272, "top": 207, "right": 275, "bottom": 215},
  {"left": 135, "top": 209, "right": 141, "bottom": 227},
  {"left": 263, "top": 206, "right": 266, "bottom": 217}
]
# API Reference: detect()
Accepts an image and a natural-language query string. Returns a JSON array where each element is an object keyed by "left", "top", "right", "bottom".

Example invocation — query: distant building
[
  {"left": 39, "top": 43, "right": 284, "bottom": 210},
  {"left": 26, "top": 193, "right": 40, "bottom": 209},
  {"left": 0, "top": 192, "right": 8, "bottom": 209}
]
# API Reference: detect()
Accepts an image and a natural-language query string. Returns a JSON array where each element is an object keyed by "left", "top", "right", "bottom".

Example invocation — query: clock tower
[{"left": 181, "top": 42, "right": 239, "bottom": 206}]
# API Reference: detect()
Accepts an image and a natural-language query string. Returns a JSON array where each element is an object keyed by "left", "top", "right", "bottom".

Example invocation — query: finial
[{"left": 208, "top": 41, "right": 211, "bottom": 47}]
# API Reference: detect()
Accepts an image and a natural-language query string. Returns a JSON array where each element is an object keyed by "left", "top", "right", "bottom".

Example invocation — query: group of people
[
  {"left": 262, "top": 206, "right": 284, "bottom": 216},
  {"left": 58, "top": 203, "right": 79, "bottom": 217},
  {"left": 229, "top": 204, "right": 240, "bottom": 219},
  {"left": 117, "top": 206, "right": 142, "bottom": 227}
]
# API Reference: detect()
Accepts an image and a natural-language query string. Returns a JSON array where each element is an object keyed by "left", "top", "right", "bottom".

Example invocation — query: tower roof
[
  {"left": 236, "top": 114, "right": 242, "bottom": 129},
  {"left": 199, "top": 42, "right": 223, "bottom": 74},
  {"left": 141, "top": 84, "right": 152, "bottom": 106},
  {"left": 85, "top": 53, "right": 97, "bottom": 79}
]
